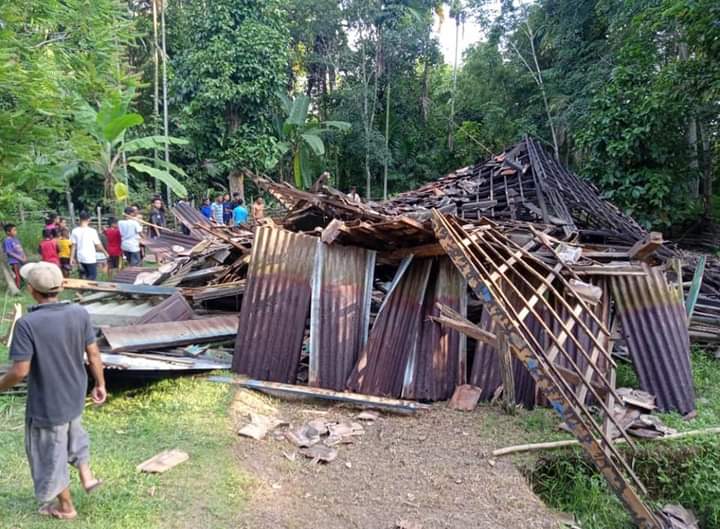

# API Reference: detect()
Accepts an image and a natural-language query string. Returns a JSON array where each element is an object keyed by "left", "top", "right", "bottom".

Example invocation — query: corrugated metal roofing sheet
[
  {"left": 173, "top": 202, "right": 213, "bottom": 239},
  {"left": 347, "top": 258, "right": 433, "bottom": 397},
  {"left": 611, "top": 266, "right": 695, "bottom": 414},
  {"left": 84, "top": 300, "right": 157, "bottom": 327},
  {"left": 402, "top": 257, "right": 466, "bottom": 401},
  {"left": 135, "top": 292, "right": 195, "bottom": 325},
  {"left": 232, "top": 227, "right": 317, "bottom": 382},
  {"left": 102, "top": 315, "right": 239, "bottom": 352},
  {"left": 309, "top": 243, "right": 375, "bottom": 391}
]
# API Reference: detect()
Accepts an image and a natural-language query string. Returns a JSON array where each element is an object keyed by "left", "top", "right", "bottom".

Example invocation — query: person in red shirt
[
  {"left": 38, "top": 228, "right": 60, "bottom": 266},
  {"left": 103, "top": 218, "right": 122, "bottom": 277}
]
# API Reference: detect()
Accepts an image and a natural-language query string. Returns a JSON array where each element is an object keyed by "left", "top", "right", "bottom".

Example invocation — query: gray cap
[{"left": 20, "top": 262, "right": 64, "bottom": 294}]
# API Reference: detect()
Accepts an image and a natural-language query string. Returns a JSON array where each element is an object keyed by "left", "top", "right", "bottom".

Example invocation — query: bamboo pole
[{"left": 492, "top": 427, "right": 720, "bottom": 457}]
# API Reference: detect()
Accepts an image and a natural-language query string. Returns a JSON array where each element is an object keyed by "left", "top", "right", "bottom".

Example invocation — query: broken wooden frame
[{"left": 431, "top": 211, "right": 664, "bottom": 529}]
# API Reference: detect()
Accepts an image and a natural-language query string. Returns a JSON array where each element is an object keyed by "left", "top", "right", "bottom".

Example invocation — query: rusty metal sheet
[
  {"left": 112, "top": 267, "right": 147, "bottom": 284},
  {"left": 143, "top": 232, "right": 200, "bottom": 255},
  {"left": 402, "top": 257, "right": 466, "bottom": 401},
  {"left": 173, "top": 202, "right": 213, "bottom": 239},
  {"left": 102, "top": 315, "right": 238, "bottom": 352},
  {"left": 611, "top": 267, "right": 695, "bottom": 415},
  {"left": 232, "top": 227, "right": 317, "bottom": 383},
  {"left": 347, "top": 258, "right": 433, "bottom": 398},
  {"left": 135, "top": 292, "right": 195, "bottom": 325},
  {"left": 308, "top": 242, "right": 375, "bottom": 391}
]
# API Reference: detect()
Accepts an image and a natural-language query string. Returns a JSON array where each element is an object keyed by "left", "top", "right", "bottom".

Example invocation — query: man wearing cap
[{"left": 0, "top": 262, "right": 107, "bottom": 520}]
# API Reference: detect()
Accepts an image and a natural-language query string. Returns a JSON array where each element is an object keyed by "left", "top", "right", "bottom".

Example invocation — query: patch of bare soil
[{"left": 230, "top": 389, "right": 562, "bottom": 529}]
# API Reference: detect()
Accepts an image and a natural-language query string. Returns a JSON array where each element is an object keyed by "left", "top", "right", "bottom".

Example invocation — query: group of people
[
  {"left": 2, "top": 196, "right": 167, "bottom": 287},
  {"left": 199, "top": 193, "right": 264, "bottom": 226}
]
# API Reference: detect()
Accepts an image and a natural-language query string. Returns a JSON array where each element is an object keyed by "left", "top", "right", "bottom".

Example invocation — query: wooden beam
[
  {"left": 380, "top": 242, "right": 445, "bottom": 261},
  {"left": 63, "top": 278, "right": 177, "bottom": 296},
  {"left": 431, "top": 303, "right": 497, "bottom": 345},
  {"left": 628, "top": 231, "right": 663, "bottom": 261},
  {"left": 492, "top": 426, "right": 720, "bottom": 457},
  {"left": 208, "top": 376, "right": 431, "bottom": 414}
]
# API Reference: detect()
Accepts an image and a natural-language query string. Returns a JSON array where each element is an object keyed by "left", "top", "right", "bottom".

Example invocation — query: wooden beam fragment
[
  {"left": 492, "top": 426, "right": 720, "bottom": 457},
  {"left": 63, "top": 278, "right": 177, "bottom": 296},
  {"left": 628, "top": 231, "right": 663, "bottom": 261},
  {"left": 431, "top": 303, "right": 497, "bottom": 345},
  {"left": 208, "top": 376, "right": 431, "bottom": 414}
]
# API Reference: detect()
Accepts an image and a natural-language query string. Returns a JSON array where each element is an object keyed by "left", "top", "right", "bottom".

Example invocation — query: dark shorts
[
  {"left": 78, "top": 262, "right": 97, "bottom": 280},
  {"left": 25, "top": 416, "right": 90, "bottom": 502},
  {"left": 124, "top": 251, "right": 141, "bottom": 267},
  {"left": 108, "top": 255, "right": 120, "bottom": 269}
]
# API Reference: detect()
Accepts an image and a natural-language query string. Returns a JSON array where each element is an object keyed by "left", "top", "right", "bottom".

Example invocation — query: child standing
[
  {"left": 57, "top": 228, "right": 73, "bottom": 278},
  {"left": 38, "top": 228, "right": 60, "bottom": 266},
  {"left": 103, "top": 218, "right": 122, "bottom": 277},
  {"left": 3, "top": 224, "right": 26, "bottom": 288}
]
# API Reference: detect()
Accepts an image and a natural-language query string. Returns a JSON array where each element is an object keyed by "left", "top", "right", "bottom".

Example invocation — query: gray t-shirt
[{"left": 9, "top": 302, "right": 96, "bottom": 427}]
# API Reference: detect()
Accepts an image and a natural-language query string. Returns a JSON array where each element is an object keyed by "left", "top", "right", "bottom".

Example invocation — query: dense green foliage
[{"left": 1, "top": 0, "right": 719, "bottom": 226}]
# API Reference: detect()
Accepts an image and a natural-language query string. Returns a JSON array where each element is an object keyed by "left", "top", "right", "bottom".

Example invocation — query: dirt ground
[{"left": 230, "top": 389, "right": 563, "bottom": 529}]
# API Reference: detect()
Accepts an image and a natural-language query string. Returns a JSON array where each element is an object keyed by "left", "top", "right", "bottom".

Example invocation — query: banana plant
[
  {"left": 75, "top": 90, "right": 189, "bottom": 202},
  {"left": 273, "top": 93, "right": 350, "bottom": 189}
]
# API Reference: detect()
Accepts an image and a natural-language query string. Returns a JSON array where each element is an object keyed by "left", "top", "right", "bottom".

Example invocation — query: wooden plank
[
  {"left": 208, "top": 376, "right": 431, "bottom": 414},
  {"left": 63, "top": 278, "right": 177, "bottom": 296},
  {"left": 496, "top": 328, "right": 515, "bottom": 414},
  {"left": 137, "top": 449, "right": 189, "bottom": 473},
  {"left": 430, "top": 303, "right": 497, "bottom": 345},
  {"left": 628, "top": 231, "right": 663, "bottom": 261}
]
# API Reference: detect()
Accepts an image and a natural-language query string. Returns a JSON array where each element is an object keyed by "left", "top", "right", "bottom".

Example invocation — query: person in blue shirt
[
  {"left": 232, "top": 199, "right": 249, "bottom": 226},
  {"left": 200, "top": 198, "right": 212, "bottom": 219}
]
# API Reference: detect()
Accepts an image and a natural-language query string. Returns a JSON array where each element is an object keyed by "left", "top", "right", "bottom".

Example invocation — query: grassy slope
[
  {"left": 0, "top": 290, "right": 249, "bottom": 529},
  {"left": 529, "top": 350, "right": 720, "bottom": 529}
]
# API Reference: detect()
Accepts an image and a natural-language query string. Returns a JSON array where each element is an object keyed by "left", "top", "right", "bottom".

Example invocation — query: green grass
[
  {"left": 0, "top": 289, "right": 250, "bottom": 529},
  {"left": 527, "top": 348, "right": 720, "bottom": 529}
]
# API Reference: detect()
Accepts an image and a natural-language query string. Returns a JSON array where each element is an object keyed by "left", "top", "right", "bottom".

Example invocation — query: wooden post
[
  {"left": 96, "top": 206, "right": 102, "bottom": 231},
  {"left": 496, "top": 328, "right": 516, "bottom": 414}
]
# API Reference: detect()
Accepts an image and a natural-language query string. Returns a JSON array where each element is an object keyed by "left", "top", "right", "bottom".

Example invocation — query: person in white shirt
[
  {"left": 118, "top": 207, "right": 143, "bottom": 267},
  {"left": 347, "top": 186, "right": 361, "bottom": 204},
  {"left": 70, "top": 212, "right": 107, "bottom": 281}
]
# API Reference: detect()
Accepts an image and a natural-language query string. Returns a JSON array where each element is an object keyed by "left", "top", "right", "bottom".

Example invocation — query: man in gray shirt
[{"left": 0, "top": 262, "right": 107, "bottom": 520}]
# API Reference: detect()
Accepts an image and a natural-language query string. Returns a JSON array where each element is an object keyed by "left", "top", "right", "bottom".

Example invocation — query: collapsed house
[{"left": 60, "top": 136, "right": 715, "bottom": 529}]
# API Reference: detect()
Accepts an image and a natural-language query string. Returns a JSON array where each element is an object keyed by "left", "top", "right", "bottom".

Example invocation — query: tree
[
  {"left": 272, "top": 93, "right": 350, "bottom": 189},
  {"left": 75, "top": 90, "right": 189, "bottom": 204},
  {"left": 167, "top": 0, "right": 289, "bottom": 181},
  {"left": 0, "top": 0, "right": 136, "bottom": 216}
]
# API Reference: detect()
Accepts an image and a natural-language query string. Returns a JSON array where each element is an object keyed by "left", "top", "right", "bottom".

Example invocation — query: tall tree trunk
[
  {"left": 510, "top": 21, "right": 560, "bottom": 160},
  {"left": 160, "top": 0, "right": 171, "bottom": 203},
  {"left": 152, "top": 0, "right": 160, "bottom": 193},
  {"left": 383, "top": 77, "right": 390, "bottom": 201},
  {"left": 448, "top": 16, "right": 460, "bottom": 151},
  {"left": 420, "top": 36, "right": 430, "bottom": 123},
  {"left": 700, "top": 121, "right": 713, "bottom": 216},
  {"left": 679, "top": 41, "right": 700, "bottom": 199}
]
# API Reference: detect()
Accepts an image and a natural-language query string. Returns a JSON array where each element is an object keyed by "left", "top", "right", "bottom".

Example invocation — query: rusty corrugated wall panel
[
  {"left": 611, "top": 267, "right": 695, "bottom": 415},
  {"left": 308, "top": 242, "right": 375, "bottom": 391},
  {"left": 135, "top": 292, "right": 195, "bottom": 325},
  {"left": 232, "top": 227, "right": 317, "bottom": 383},
  {"left": 402, "top": 257, "right": 466, "bottom": 401},
  {"left": 347, "top": 258, "right": 433, "bottom": 397},
  {"left": 102, "top": 315, "right": 238, "bottom": 352}
]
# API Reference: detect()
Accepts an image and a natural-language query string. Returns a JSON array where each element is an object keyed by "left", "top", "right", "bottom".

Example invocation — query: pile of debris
[
  {"left": 62, "top": 208, "right": 255, "bottom": 376},
  {"left": 61, "top": 135, "right": 710, "bottom": 529}
]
